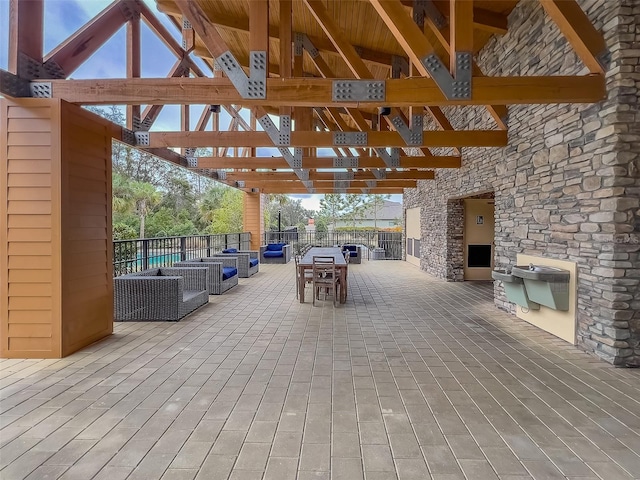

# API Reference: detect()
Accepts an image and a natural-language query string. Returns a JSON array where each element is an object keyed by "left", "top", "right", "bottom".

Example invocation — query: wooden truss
[{"left": 2, "top": 0, "right": 609, "bottom": 194}]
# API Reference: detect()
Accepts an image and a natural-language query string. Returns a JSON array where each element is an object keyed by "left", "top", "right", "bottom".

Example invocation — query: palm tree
[{"left": 130, "top": 181, "right": 161, "bottom": 238}]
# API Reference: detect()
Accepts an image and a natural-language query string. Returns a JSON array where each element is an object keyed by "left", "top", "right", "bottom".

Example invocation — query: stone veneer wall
[{"left": 404, "top": 0, "right": 640, "bottom": 366}]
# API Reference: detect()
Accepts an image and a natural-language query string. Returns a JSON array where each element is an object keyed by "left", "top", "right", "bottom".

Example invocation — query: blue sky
[{"left": 0, "top": 0, "right": 401, "bottom": 211}]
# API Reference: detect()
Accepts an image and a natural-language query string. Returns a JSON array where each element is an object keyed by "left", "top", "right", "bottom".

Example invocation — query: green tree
[
  {"left": 207, "top": 188, "right": 244, "bottom": 233},
  {"left": 318, "top": 194, "right": 348, "bottom": 230},
  {"left": 362, "top": 194, "right": 391, "bottom": 230},
  {"left": 130, "top": 181, "right": 161, "bottom": 239}
]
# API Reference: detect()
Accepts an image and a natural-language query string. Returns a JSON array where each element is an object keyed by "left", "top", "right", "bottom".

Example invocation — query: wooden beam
[
  {"left": 38, "top": 75, "right": 607, "bottom": 107},
  {"left": 195, "top": 106, "right": 212, "bottom": 131},
  {"left": 138, "top": 1, "right": 204, "bottom": 77},
  {"left": 450, "top": 0, "right": 474, "bottom": 74},
  {"left": 147, "top": 130, "right": 507, "bottom": 149},
  {"left": 139, "top": 58, "right": 190, "bottom": 130},
  {"left": 253, "top": 186, "right": 409, "bottom": 193},
  {"left": 126, "top": 11, "right": 141, "bottom": 130},
  {"left": 304, "top": 0, "right": 372, "bottom": 79},
  {"left": 43, "top": 1, "right": 130, "bottom": 77},
  {"left": 245, "top": 180, "right": 418, "bottom": 188},
  {"left": 401, "top": 0, "right": 508, "bottom": 35},
  {"left": 9, "top": 0, "right": 43, "bottom": 75},
  {"left": 539, "top": 0, "right": 607, "bottom": 74},
  {"left": 193, "top": 155, "right": 461, "bottom": 170},
  {"left": 279, "top": 0, "right": 293, "bottom": 117},
  {"left": 228, "top": 171, "right": 434, "bottom": 181}
]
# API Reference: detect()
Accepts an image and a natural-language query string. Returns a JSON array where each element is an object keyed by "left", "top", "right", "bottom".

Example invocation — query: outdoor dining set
[{"left": 113, "top": 242, "right": 361, "bottom": 322}]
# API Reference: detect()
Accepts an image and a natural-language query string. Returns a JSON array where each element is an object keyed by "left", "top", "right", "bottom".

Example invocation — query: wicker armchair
[
  {"left": 218, "top": 249, "right": 259, "bottom": 277},
  {"left": 342, "top": 244, "right": 362, "bottom": 264},
  {"left": 114, "top": 267, "right": 209, "bottom": 322},
  {"left": 175, "top": 257, "right": 239, "bottom": 294},
  {"left": 260, "top": 243, "right": 292, "bottom": 264}
]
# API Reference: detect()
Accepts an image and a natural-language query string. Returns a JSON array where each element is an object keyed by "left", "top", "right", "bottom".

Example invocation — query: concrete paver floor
[{"left": 1, "top": 260, "right": 639, "bottom": 480}]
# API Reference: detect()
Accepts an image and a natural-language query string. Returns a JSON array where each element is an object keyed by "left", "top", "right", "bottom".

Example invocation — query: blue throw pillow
[
  {"left": 222, "top": 267, "right": 238, "bottom": 280},
  {"left": 266, "top": 243, "right": 284, "bottom": 251},
  {"left": 249, "top": 258, "right": 259, "bottom": 267},
  {"left": 223, "top": 248, "right": 238, "bottom": 253}
]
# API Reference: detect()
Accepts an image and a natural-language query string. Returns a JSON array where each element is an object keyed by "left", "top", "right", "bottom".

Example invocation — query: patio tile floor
[{"left": 1, "top": 260, "right": 639, "bottom": 480}]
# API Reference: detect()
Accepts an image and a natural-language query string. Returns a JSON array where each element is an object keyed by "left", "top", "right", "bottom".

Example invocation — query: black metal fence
[
  {"left": 113, "top": 233, "right": 251, "bottom": 277},
  {"left": 263, "top": 230, "right": 403, "bottom": 260}
]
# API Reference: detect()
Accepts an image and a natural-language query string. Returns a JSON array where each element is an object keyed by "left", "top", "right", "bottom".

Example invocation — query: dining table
[{"left": 298, "top": 247, "right": 348, "bottom": 304}]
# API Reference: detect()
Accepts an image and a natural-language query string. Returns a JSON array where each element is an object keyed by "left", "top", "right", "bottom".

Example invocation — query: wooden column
[
  {"left": 244, "top": 192, "right": 264, "bottom": 250},
  {"left": 1, "top": 98, "right": 113, "bottom": 358},
  {"left": 8, "top": 0, "right": 44, "bottom": 75}
]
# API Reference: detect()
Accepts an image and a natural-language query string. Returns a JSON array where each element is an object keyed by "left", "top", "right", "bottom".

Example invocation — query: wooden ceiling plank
[
  {"left": 146, "top": 130, "right": 507, "bottom": 149},
  {"left": 43, "top": 0, "right": 130, "bottom": 77},
  {"left": 174, "top": 2, "right": 229, "bottom": 58},
  {"left": 304, "top": 0, "right": 373, "bottom": 79},
  {"left": 257, "top": 187, "right": 408, "bottom": 193},
  {"left": 193, "top": 155, "right": 461, "bottom": 169},
  {"left": 39, "top": 75, "right": 606, "bottom": 106},
  {"left": 539, "top": 0, "right": 607, "bottom": 74},
  {"left": 9, "top": 0, "right": 43, "bottom": 74}
]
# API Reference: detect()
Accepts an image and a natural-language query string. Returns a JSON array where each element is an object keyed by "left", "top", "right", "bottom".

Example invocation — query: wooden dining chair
[
  {"left": 294, "top": 254, "right": 313, "bottom": 299},
  {"left": 312, "top": 255, "right": 338, "bottom": 306}
]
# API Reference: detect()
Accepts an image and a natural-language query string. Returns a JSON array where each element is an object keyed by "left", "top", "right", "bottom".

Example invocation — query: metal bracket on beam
[
  {"left": 259, "top": 115, "right": 290, "bottom": 146},
  {"left": 332, "top": 80, "right": 385, "bottom": 102},
  {"left": 365, "top": 180, "right": 378, "bottom": 188},
  {"left": 334, "top": 172, "right": 355, "bottom": 181},
  {"left": 277, "top": 147, "right": 303, "bottom": 169},
  {"left": 29, "top": 82, "right": 52, "bottom": 98},
  {"left": 295, "top": 169, "right": 310, "bottom": 181},
  {"left": 216, "top": 170, "right": 227, "bottom": 180},
  {"left": 361, "top": 188, "right": 370, "bottom": 194},
  {"left": 294, "top": 32, "right": 304, "bottom": 56},
  {"left": 121, "top": 128, "right": 137, "bottom": 146},
  {"left": 186, "top": 156, "right": 198, "bottom": 168},
  {"left": 390, "top": 114, "right": 423, "bottom": 146},
  {"left": 421, "top": 52, "right": 472, "bottom": 100},
  {"left": 134, "top": 131, "right": 150, "bottom": 146},
  {"left": 414, "top": 0, "right": 447, "bottom": 29},
  {"left": 0, "top": 69, "right": 31, "bottom": 97},
  {"left": 334, "top": 131, "right": 368, "bottom": 146},
  {"left": 301, "top": 34, "right": 320, "bottom": 59},
  {"left": 182, "top": 18, "right": 192, "bottom": 29},
  {"left": 215, "top": 50, "right": 266, "bottom": 99},
  {"left": 333, "top": 156, "right": 359, "bottom": 168},
  {"left": 250, "top": 188, "right": 260, "bottom": 193},
  {"left": 235, "top": 180, "right": 245, "bottom": 188},
  {"left": 391, "top": 55, "right": 409, "bottom": 79},
  {"left": 374, "top": 148, "right": 400, "bottom": 168},
  {"left": 371, "top": 169, "right": 387, "bottom": 180}
]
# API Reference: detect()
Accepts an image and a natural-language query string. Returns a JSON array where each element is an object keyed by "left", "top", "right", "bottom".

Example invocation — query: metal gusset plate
[
  {"left": 334, "top": 131, "right": 368, "bottom": 146},
  {"left": 332, "top": 80, "right": 385, "bottom": 102},
  {"left": 235, "top": 180, "right": 245, "bottom": 188},
  {"left": 247, "top": 51, "right": 266, "bottom": 99},
  {"left": 390, "top": 114, "right": 423, "bottom": 146},
  {"left": 333, "top": 157, "right": 359, "bottom": 168},
  {"left": 391, "top": 55, "right": 409, "bottom": 79},
  {"left": 278, "top": 147, "right": 303, "bottom": 169},
  {"left": 421, "top": 52, "right": 473, "bottom": 100},
  {"left": 216, "top": 170, "right": 227, "bottom": 180},
  {"left": 186, "top": 156, "right": 198, "bottom": 168},
  {"left": 414, "top": 0, "right": 447, "bottom": 29},
  {"left": 134, "top": 131, "right": 150, "bottom": 146},
  {"left": 374, "top": 148, "right": 400, "bottom": 168},
  {"left": 259, "top": 115, "right": 290, "bottom": 146},
  {"left": 121, "top": 128, "right": 136, "bottom": 146},
  {"left": 30, "top": 82, "right": 52, "bottom": 98},
  {"left": 294, "top": 32, "right": 304, "bottom": 56},
  {"left": 371, "top": 169, "right": 387, "bottom": 179},
  {"left": 294, "top": 169, "right": 310, "bottom": 181},
  {"left": 366, "top": 180, "right": 378, "bottom": 188},
  {"left": 216, "top": 51, "right": 250, "bottom": 97},
  {"left": 0, "top": 70, "right": 31, "bottom": 97},
  {"left": 301, "top": 34, "right": 320, "bottom": 58},
  {"left": 334, "top": 171, "right": 355, "bottom": 181}
]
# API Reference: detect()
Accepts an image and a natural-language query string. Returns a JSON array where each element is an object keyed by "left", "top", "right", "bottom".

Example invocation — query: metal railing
[
  {"left": 263, "top": 230, "right": 403, "bottom": 260},
  {"left": 113, "top": 233, "right": 251, "bottom": 277}
]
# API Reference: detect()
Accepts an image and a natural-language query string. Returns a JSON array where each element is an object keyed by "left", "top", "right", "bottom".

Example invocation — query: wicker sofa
[
  {"left": 219, "top": 248, "right": 259, "bottom": 277},
  {"left": 260, "top": 243, "right": 292, "bottom": 264},
  {"left": 114, "top": 267, "right": 209, "bottom": 321},
  {"left": 174, "top": 257, "right": 239, "bottom": 294},
  {"left": 342, "top": 244, "right": 362, "bottom": 264}
]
